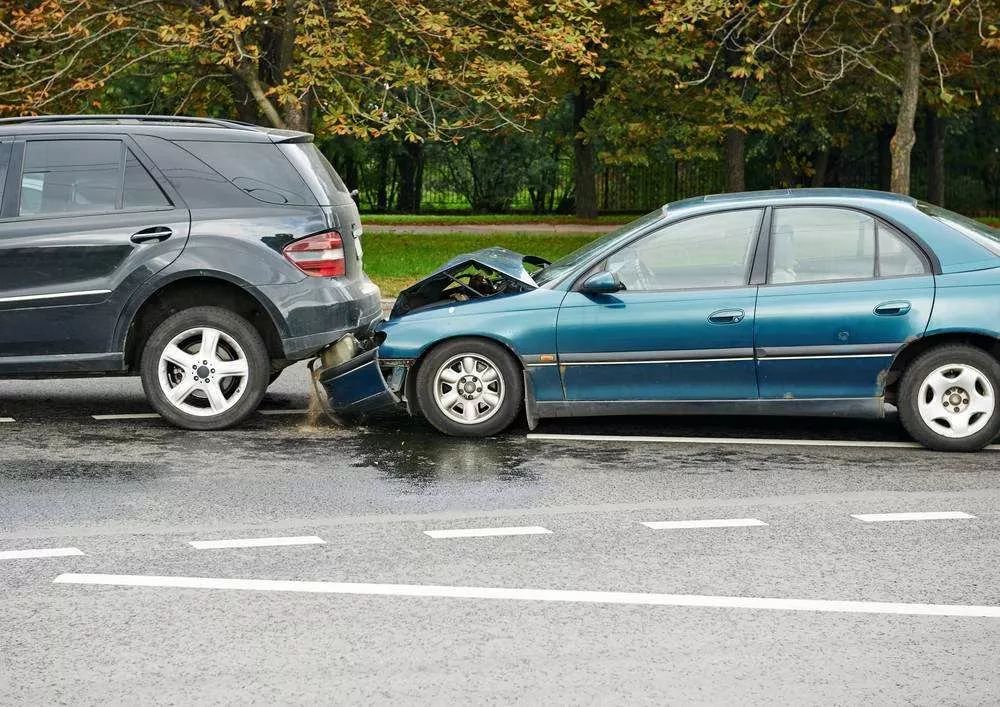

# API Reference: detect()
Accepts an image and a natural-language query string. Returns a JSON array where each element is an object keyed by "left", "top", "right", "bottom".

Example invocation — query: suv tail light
[{"left": 283, "top": 230, "right": 345, "bottom": 277}]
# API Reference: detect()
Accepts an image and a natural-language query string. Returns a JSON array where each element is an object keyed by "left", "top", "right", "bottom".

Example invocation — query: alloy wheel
[
  {"left": 433, "top": 353, "right": 505, "bottom": 425},
  {"left": 157, "top": 327, "right": 250, "bottom": 417}
]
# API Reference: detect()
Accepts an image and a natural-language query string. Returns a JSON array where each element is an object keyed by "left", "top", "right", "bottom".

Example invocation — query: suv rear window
[
  {"left": 178, "top": 140, "right": 317, "bottom": 206},
  {"left": 278, "top": 143, "right": 350, "bottom": 205},
  {"left": 918, "top": 202, "right": 1000, "bottom": 256}
]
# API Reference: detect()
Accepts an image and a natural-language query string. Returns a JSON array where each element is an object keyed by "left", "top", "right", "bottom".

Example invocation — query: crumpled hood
[{"left": 391, "top": 247, "right": 540, "bottom": 318}]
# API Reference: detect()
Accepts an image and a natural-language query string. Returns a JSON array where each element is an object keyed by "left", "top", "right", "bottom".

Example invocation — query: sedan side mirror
[{"left": 580, "top": 271, "right": 625, "bottom": 294}]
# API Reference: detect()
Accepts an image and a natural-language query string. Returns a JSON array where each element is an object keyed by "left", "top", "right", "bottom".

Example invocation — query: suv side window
[
  {"left": 124, "top": 148, "right": 170, "bottom": 209},
  {"left": 769, "top": 207, "right": 875, "bottom": 284},
  {"left": 0, "top": 142, "right": 10, "bottom": 207},
  {"left": 603, "top": 209, "right": 762, "bottom": 291},
  {"left": 177, "top": 140, "right": 317, "bottom": 206},
  {"left": 20, "top": 139, "right": 123, "bottom": 217}
]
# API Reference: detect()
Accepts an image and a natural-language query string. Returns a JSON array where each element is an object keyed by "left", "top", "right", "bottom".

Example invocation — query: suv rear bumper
[{"left": 258, "top": 275, "right": 383, "bottom": 360}]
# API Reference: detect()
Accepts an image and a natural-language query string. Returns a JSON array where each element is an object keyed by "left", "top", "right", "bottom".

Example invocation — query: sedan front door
[{"left": 556, "top": 208, "right": 764, "bottom": 402}]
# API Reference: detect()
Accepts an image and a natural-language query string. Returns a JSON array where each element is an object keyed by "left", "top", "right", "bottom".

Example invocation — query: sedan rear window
[{"left": 918, "top": 202, "right": 1000, "bottom": 256}]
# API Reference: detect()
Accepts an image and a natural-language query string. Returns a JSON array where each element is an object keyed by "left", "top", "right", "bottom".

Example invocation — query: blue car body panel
[
  {"left": 320, "top": 189, "right": 1000, "bottom": 424},
  {"left": 556, "top": 287, "right": 758, "bottom": 401}
]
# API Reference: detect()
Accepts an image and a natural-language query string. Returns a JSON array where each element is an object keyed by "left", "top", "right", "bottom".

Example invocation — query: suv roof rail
[{"left": 0, "top": 114, "right": 261, "bottom": 131}]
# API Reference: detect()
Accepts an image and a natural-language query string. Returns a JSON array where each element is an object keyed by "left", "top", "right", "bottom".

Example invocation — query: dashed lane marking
[
  {"left": 189, "top": 535, "right": 326, "bottom": 550},
  {"left": 1, "top": 547, "right": 84, "bottom": 560},
  {"left": 90, "top": 409, "right": 307, "bottom": 421},
  {"left": 53, "top": 573, "right": 1000, "bottom": 618},
  {"left": 642, "top": 518, "right": 768, "bottom": 530},
  {"left": 424, "top": 526, "right": 552, "bottom": 539},
  {"left": 527, "top": 433, "right": 1000, "bottom": 451},
  {"left": 92, "top": 413, "right": 161, "bottom": 420},
  {"left": 852, "top": 511, "right": 976, "bottom": 523}
]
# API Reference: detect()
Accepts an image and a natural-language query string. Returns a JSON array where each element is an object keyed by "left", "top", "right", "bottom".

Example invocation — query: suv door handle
[
  {"left": 874, "top": 300, "right": 911, "bottom": 316},
  {"left": 131, "top": 226, "right": 173, "bottom": 244},
  {"left": 708, "top": 308, "right": 746, "bottom": 324}
]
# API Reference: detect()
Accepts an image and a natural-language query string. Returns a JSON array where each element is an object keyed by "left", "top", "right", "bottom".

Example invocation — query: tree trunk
[
  {"left": 811, "top": 148, "right": 830, "bottom": 187},
  {"left": 890, "top": 24, "right": 921, "bottom": 195},
  {"left": 877, "top": 124, "right": 894, "bottom": 191},
  {"left": 573, "top": 87, "right": 598, "bottom": 219},
  {"left": 394, "top": 140, "right": 424, "bottom": 213},
  {"left": 725, "top": 129, "right": 746, "bottom": 192},
  {"left": 927, "top": 109, "right": 946, "bottom": 206},
  {"left": 282, "top": 92, "right": 311, "bottom": 132}
]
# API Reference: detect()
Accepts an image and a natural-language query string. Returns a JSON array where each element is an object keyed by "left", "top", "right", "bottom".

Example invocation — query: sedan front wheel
[{"left": 415, "top": 338, "right": 523, "bottom": 437}]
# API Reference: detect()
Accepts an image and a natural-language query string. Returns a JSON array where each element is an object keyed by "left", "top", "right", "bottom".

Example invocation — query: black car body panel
[{"left": 0, "top": 116, "right": 379, "bottom": 377}]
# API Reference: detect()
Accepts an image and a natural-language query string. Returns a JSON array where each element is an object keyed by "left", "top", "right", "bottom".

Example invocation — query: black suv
[{"left": 0, "top": 115, "right": 381, "bottom": 429}]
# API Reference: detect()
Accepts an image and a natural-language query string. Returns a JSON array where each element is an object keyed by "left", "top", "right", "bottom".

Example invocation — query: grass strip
[{"left": 363, "top": 231, "right": 597, "bottom": 296}]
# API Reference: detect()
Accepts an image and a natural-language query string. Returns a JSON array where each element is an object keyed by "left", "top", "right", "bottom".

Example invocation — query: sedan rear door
[{"left": 754, "top": 206, "right": 934, "bottom": 400}]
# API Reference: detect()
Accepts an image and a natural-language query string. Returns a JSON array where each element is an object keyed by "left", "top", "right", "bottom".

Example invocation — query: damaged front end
[
  {"left": 313, "top": 334, "right": 408, "bottom": 417},
  {"left": 390, "top": 247, "right": 544, "bottom": 318},
  {"left": 314, "top": 247, "right": 544, "bottom": 420}
]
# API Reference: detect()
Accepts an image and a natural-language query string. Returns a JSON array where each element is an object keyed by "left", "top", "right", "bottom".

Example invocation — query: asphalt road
[{"left": 2, "top": 363, "right": 999, "bottom": 704}]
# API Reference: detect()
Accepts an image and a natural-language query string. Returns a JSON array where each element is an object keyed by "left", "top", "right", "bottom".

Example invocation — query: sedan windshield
[
  {"left": 918, "top": 202, "right": 1000, "bottom": 256},
  {"left": 533, "top": 208, "right": 666, "bottom": 286}
]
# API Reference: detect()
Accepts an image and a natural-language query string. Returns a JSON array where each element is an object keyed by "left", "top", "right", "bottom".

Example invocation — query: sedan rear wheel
[
  {"left": 415, "top": 339, "right": 522, "bottom": 437},
  {"left": 899, "top": 345, "right": 1000, "bottom": 452}
]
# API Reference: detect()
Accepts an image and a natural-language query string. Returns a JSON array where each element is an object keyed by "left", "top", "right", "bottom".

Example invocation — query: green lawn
[
  {"left": 361, "top": 213, "right": 635, "bottom": 226},
  {"left": 363, "top": 231, "right": 596, "bottom": 296}
]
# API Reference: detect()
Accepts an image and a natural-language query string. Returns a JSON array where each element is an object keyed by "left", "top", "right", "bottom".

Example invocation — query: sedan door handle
[
  {"left": 131, "top": 226, "right": 173, "bottom": 244},
  {"left": 874, "top": 300, "right": 911, "bottom": 316},
  {"left": 708, "top": 308, "right": 746, "bottom": 324}
]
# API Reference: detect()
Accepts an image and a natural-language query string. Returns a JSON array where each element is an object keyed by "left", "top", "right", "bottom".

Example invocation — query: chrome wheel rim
[
  {"left": 157, "top": 327, "right": 249, "bottom": 417},
  {"left": 917, "top": 363, "right": 995, "bottom": 439},
  {"left": 433, "top": 353, "right": 505, "bottom": 425}
]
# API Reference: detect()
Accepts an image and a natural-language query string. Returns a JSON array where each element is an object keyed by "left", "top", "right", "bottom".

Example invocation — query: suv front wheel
[{"left": 140, "top": 306, "right": 270, "bottom": 430}]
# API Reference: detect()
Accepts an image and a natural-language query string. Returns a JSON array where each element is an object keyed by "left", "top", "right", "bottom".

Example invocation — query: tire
[
  {"left": 898, "top": 344, "right": 1000, "bottom": 452},
  {"left": 140, "top": 306, "right": 270, "bottom": 431},
  {"left": 414, "top": 338, "right": 523, "bottom": 437}
]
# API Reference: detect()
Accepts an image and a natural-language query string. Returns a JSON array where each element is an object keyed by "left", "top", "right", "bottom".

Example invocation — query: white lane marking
[
  {"left": 528, "top": 433, "right": 1000, "bottom": 452},
  {"left": 92, "top": 413, "right": 161, "bottom": 420},
  {"left": 53, "top": 573, "right": 1000, "bottom": 618},
  {"left": 852, "top": 511, "right": 976, "bottom": 523},
  {"left": 1, "top": 547, "right": 84, "bottom": 560},
  {"left": 424, "top": 526, "right": 552, "bottom": 539},
  {"left": 0, "top": 417, "right": 14, "bottom": 423},
  {"left": 189, "top": 535, "right": 326, "bottom": 550},
  {"left": 258, "top": 409, "right": 310, "bottom": 416},
  {"left": 642, "top": 518, "right": 767, "bottom": 530}
]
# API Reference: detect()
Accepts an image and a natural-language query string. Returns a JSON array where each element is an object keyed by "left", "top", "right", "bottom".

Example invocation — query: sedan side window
[
  {"left": 878, "top": 222, "right": 928, "bottom": 277},
  {"left": 20, "top": 139, "right": 123, "bottom": 217},
  {"left": 604, "top": 209, "right": 762, "bottom": 291},
  {"left": 770, "top": 207, "right": 875, "bottom": 284}
]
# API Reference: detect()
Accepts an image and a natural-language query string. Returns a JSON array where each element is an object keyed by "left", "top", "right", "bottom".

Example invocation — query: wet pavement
[{"left": 2, "top": 364, "right": 999, "bottom": 703}]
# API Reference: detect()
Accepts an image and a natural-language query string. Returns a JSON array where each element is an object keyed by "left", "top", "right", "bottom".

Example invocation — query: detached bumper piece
[{"left": 317, "top": 347, "right": 405, "bottom": 417}]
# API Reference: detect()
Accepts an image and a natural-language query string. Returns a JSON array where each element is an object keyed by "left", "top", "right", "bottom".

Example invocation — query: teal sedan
[{"left": 319, "top": 189, "right": 1000, "bottom": 452}]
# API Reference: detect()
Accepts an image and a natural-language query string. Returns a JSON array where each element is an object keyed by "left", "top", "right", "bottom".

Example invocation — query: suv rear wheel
[
  {"left": 140, "top": 306, "right": 269, "bottom": 430},
  {"left": 898, "top": 344, "right": 1000, "bottom": 452}
]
